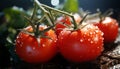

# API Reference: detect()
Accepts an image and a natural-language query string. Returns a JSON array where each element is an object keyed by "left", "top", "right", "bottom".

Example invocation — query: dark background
[
  {"left": 0, "top": 0, "right": 120, "bottom": 23},
  {"left": 0, "top": 0, "right": 120, "bottom": 12}
]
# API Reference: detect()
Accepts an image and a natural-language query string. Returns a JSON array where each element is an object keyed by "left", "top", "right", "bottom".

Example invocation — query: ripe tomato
[
  {"left": 55, "top": 16, "right": 71, "bottom": 36},
  {"left": 94, "top": 17, "right": 119, "bottom": 43},
  {"left": 15, "top": 25, "right": 58, "bottom": 63},
  {"left": 57, "top": 24, "right": 104, "bottom": 62},
  {"left": 55, "top": 13, "right": 81, "bottom": 35}
]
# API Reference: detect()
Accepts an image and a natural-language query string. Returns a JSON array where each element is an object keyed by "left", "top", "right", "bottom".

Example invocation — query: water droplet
[
  {"left": 80, "top": 39, "right": 83, "bottom": 42},
  {"left": 90, "top": 32, "right": 93, "bottom": 35},
  {"left": 101, "top": 32, "right": 104, "bottom": 36},
  {"left": 97, "top": 46, "right": 100, "bottom": 49},
  {"left": 95, "top": 30, "right": 99, "bottom": 33},
  {"left": 90, "top": 41, "right": 94, "bottom": 44},
  {"left": 33, "top": 47, "right": 35, "bottom": 50},
  {"left": 54, "top": 40, "right": 57, "bottom": 43},
  {"left": 93, "top": 35, "right": 99, "bottom": 42},
  {"left": 95, "top": 26, "right": 99, "bottom": 29},
  {"left": 42, "top": 44, "right": 45, "bottom": 47},
  {"left": 88, "top": 38, "right": 91, "bottom": 41},
  {"left": 16, "top": 36, "right": 19, "bottom": 39}
]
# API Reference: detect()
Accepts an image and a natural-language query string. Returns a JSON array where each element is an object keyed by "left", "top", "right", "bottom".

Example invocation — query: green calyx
[{"left": 97, "top": 9, "right": 113, "bottom": 22}]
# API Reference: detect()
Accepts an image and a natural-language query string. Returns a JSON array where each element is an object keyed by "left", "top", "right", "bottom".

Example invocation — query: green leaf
[
  {"left": 63, "top": 0, "right": 79, "bottom": 13},
  {"left": 3, "top": 7, "right": 28, "bottom": 29}
]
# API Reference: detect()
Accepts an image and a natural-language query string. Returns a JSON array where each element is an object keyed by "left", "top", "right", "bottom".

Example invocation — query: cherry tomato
[
  {"left": 57, "top": 24, "right": 104, "bottom": 62},
  {"left": 15, "top": 25, "right": 58, "bottom": 63},
  {"left": 55, "top": 16, "right": 71, "bottom": 36},
  {"left": 55, "top": 13, "right": 81, "bottom": 35},
  {"left": 94, "top": 17, "right": 119, "bottom": 43}
]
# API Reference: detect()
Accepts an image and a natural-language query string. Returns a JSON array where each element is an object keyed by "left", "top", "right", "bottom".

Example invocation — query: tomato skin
[
  {"left": 57, "top": 24, "right": 104, "bottom": 62},
  {"left": 94, "top": 17, "right": 119, "bottom": 43},
  {"left": 15, "top": 26, "right": 58, "bottom": 63}
]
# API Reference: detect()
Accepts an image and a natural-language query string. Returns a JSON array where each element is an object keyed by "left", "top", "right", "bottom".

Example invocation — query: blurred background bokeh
[
  {"left": 0, "top": 0, "right": 120, "bottom": 12},
  {"left": 1, "top": 0, "right": 120, "bottom": 21}
]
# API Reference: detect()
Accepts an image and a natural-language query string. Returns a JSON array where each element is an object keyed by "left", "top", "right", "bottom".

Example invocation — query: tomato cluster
[
  {"left": 15, "top": 1, "right": 119, "bottom": 63},
  {"left": 15, "top": 15, "right": 103, "bottom": 63}
]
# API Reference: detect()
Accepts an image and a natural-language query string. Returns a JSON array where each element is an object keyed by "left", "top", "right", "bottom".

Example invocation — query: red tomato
[
  {"left": 57, "top": 24, "right": 104, "bottom": 62},
  {"left": 94, "top": 17, "right": 119, "bottom": 43},
  {"left": 55, "top": 13, "right": 81, "bottom": 35},
  {"left": 15, "top": 25, "right": 58, "bottom": 63},
  {"left": 55, "top": 16, "right": 71, "bottom": 35}
]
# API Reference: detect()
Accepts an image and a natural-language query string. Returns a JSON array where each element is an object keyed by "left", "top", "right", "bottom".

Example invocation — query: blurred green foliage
[
  {"left": 0, "top": 7, "right": 29, "bottom": 65},
  {"left": 4, "top": 7, "right": 28, "bottom": 29},
  {"left": 63, "top": 0, "right": 79, "bottom": 13}
]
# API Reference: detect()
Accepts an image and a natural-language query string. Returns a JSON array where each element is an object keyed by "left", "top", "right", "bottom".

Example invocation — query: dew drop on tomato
[
  {"left": 33, "top": 47, "right": 36, "bottom": 50},
  {"left": 80, "top": 39, "right": 84, "bottom": 42},
  {"left": 97, "top": 46, "right": 100, "bottom": 49},
  {"left": 93, "top": 36, "right": 99, "bottom": 43},
  {"left": 42, "top": 44, "right": 45, "bottom": 47},
  {"left": 90, "top": 41, "right": 94, "bottom": 44},
  {"left": 90, "top": 32, "right": 93, "bottom": 35},
  {"left": 88, "top": 38, "right": 91, "bottom": 41}
]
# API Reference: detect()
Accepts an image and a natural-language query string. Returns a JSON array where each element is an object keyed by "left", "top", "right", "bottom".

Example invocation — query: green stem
[
  {"left": 41, "top": 3, "right": 78, "bottom": 30},
  {"left": 99, "top": 9, "right": 113, "bottom": 23},
  {"left": 49, "top": 10, "right": 55, "bottom": 24},
  {"left": 42, "top": 25, "right": 55, "bottom": 33},
  {"left": 41, "top": 3, "right": 73, "bottom": 16},
  {"left": 36, "top": 15, "right": 46, "bottom": 23},
  {"left": 79, "top": 13, "right": 89, "bottom": 26},
  {"left": 24, "top": 16, "right": 36, "bottom": 34},
  {"left": 71, "top": 16, "right": 78, "bottom": 30},
  {"left": 35, "top": 24, "right": 39, "bottom": 37},
  {"left": 102, "top": 9, "right": 113, "bottom": 17},
  {"left": 34, "top": 0, "right": 78, "bottom": 30},
  {"left": 34, "top": 0, "right": 54, "bottom": 26},
  {"left": 31, "top": 2, "right": 37, "bottom": 20},
  {"left": 45, "top": 11, "right": 54, "bottom": 25}
]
